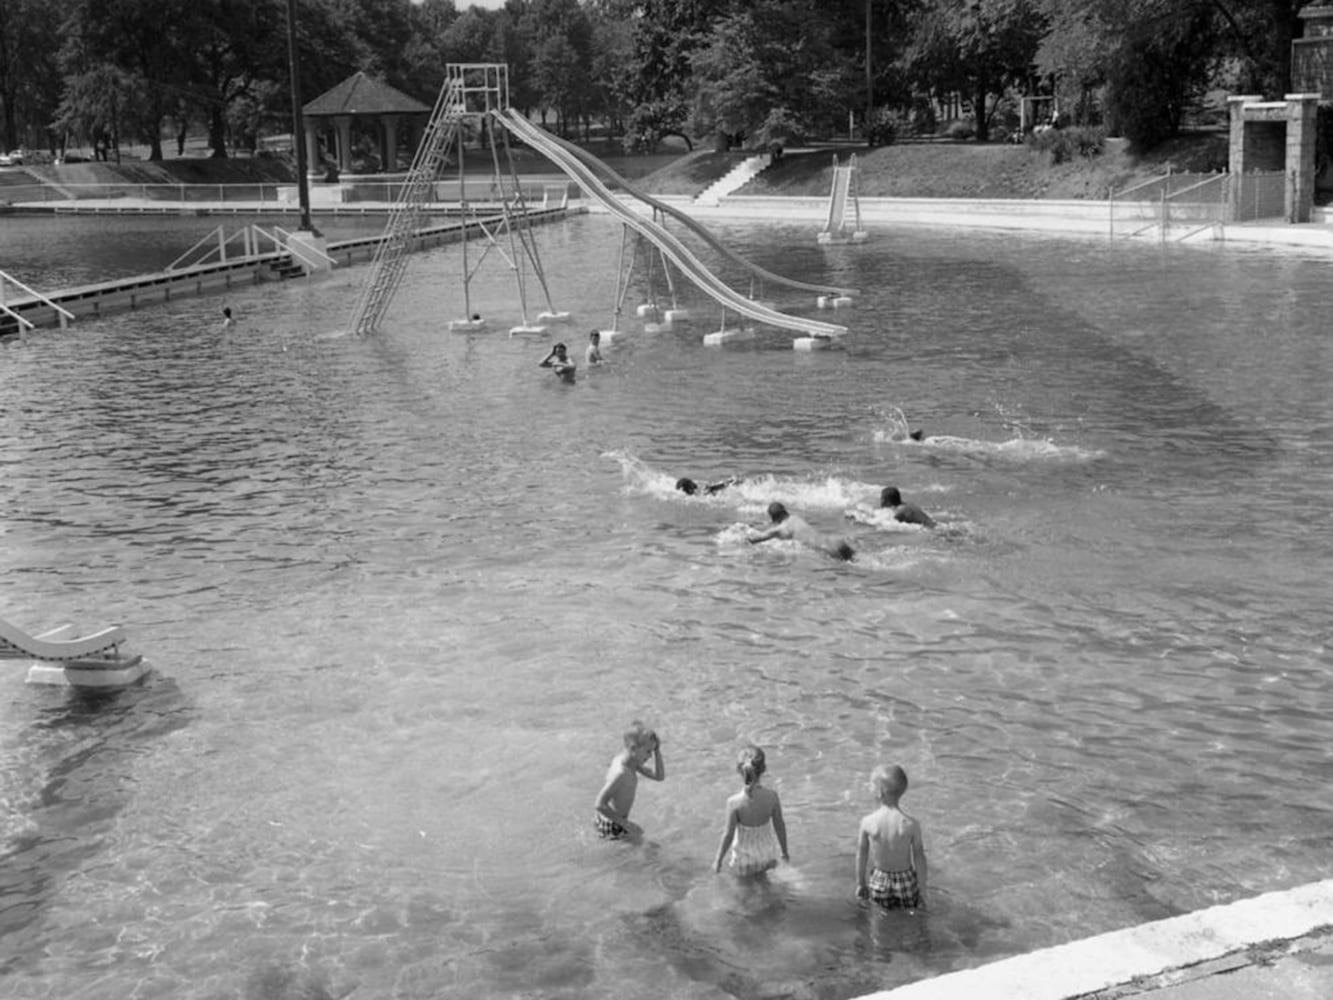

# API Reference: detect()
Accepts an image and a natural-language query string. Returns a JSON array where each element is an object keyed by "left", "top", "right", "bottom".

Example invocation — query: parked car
[{"left": 0, "top": 149, "right": 24, "bottom": 167}]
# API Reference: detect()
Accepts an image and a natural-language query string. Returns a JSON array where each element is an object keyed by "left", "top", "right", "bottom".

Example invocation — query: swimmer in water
[
  {"left": 879, "top": 487, "right": 935, "bottom": 528},
  {"left": 221, "top": 306, "right": 235, "bottom": 328},
  {"left": 676, "top": 476, "right": 742, "bottom": 496},
  {"left": 585, "top": 330, "right": 604, "bottom": 366},
  {"left": 539, "top": 342, "right": 576, "bottom": 381},
  {"left": 747, "top": 501, "right": 855, "bottom": 561}
]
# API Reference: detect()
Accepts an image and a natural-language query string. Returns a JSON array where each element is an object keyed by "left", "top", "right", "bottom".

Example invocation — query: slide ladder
[
  {"left": 498, "top": 110, "right": 846, "bottom": 343},
  {"left": 817, "top": 154, "right": 867, "bottom": 245},
  {"left": 347, "top": 78, "right": 465, "bottom": 335}
]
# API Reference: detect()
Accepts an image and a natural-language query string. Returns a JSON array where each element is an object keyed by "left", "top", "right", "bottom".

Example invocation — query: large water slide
[
  {"left": 498, "top": 110, "right": 849, "bottom": 339},
  {"left": 528, "top": 126, "right": 858, "bottom": 300}
]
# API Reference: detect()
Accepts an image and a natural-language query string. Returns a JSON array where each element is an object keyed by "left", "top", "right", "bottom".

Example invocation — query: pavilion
[{"left": 302, "top": 71, "right": 431, "bottom": 175}]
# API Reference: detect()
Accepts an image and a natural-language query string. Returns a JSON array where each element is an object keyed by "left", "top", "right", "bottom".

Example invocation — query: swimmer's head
[
  {"left": 880, "top": 487, "right": 903, "bottom": 508},
  {"left": 909, "top": 430, "right": 925, "bottom": 442},
  {"left": 623, "top": 720, "right": 654, "bottom": 754},
  {"left": 675, "top": 477, "right": 698, "bottom": 495},
  {"left": 767, "top": 501, "right": 788, "bottom": 523},
  {"left": 737, "top": 744, "right": 766, "bottom": 786},
  {"left": 223, "top": 307, "right": 232, "bottom": 318},
  {"left": 871, "top": 764, "right": 908, "bottom": 802},
  {"left": 589, "top": 330, "right": 600, "bottom": 343}
]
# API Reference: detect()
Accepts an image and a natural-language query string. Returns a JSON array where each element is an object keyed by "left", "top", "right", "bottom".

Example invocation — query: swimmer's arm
[
  {"left": 855, "top": 824, "right": 870, "bottom": 898},
  {"left": 713, "top": 805, "right": 739, "bottom": 872},
  {"left": 746, "top": 525, "right": 784, "bottom": 544},
  {"left": 772, "top": 795, "right": 789, "bottom": 862},
  {"left": 913, "top": 824, "right": 928, "bottom": 905},
  {"left": 636, "top": 737, "right": 665, "bottom": 781}
]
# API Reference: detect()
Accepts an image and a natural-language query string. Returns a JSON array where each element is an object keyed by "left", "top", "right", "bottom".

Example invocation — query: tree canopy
[{"left": 0, "top": 0, "right": 1321, "bottom": 158}]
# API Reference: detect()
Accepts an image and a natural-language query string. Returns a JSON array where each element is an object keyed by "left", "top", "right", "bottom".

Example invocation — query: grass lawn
[{"left": 634, "top": 132, "right": 1232, "bottom": 200}]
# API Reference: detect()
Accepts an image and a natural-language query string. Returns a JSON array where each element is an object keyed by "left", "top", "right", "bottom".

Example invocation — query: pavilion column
[
  {"left": 334, "top": 115, "right": 353, "bottom": 173},
  {"left": 384, "top": 116, "right": 399, "bottom": 173},
  {"left": 304, "top": 121, "right": 320, "bottom": 176}
]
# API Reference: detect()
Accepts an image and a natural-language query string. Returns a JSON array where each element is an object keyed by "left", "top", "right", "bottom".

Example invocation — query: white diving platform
[
  {"left": 449, "top": 317, "right": 488, "bottom": 331},
  {"left": 703, "top": 326, "right": 756, "bottom": 347}
]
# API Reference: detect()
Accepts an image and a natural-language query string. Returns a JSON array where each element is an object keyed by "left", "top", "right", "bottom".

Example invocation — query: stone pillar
[
  {"left": 334, "top": 115, "right": 353, "bottom": 173},
  {"left": 384, "top": 116, "right": 399, "bottom": 173},
  {"left": 304, "top": 121, "right": 320, "bottom": 176},
  {"left": 1285, "top": 93, "right": 1320, "bottom": 223},
  {"left": 1226, "top": 95, "right": 1260, "bottom": 221}
]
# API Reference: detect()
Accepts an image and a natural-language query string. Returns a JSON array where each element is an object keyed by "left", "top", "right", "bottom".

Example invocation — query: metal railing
[
  {"left": 1109, "top": 170, "right": 1288, "bottom": 240},
  {"left": 1, "top": 178, "right": 578, "bottom": 208},
  {"left": 0, "top": 268, "right": 76, "bottom": 334}
]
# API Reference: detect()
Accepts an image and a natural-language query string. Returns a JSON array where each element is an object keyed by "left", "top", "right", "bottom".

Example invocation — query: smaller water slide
[
  {"left": 499, "top": 110, "right": 848, "bottom": 340},
  {"left": 528, "top": 126, "right": 858, "bottom": 301},
  {"left": 822, "top": 166, "right": 851, "bottom": 239}
]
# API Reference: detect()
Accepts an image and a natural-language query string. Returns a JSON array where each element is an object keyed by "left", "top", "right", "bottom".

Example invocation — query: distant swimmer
[
  {"left": 880, "top": 487, "right": 935, "bottom": 527},
  {"left": 221, "top": 306, "right": 235, "bottom": 328},
  {"left": 585, "top": 330, "right": 604, "bottom": 366},
  {"left": 676, "top": 476, "right": 742, "bottom": 496},
  {"left": 748, "top": 501, "right": 855, "bottom": 561},
  {"left": 539, "top": 342, "right": 576, "bottom": 382}
]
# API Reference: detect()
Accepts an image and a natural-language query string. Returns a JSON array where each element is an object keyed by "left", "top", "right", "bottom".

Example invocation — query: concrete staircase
[{"left": 693, "top": 154, "right": 771, "bottom": 206}]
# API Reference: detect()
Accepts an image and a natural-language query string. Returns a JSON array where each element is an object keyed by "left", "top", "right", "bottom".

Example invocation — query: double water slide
[{"left": 497, "top": 110, "right": 849, "bottom": 340}]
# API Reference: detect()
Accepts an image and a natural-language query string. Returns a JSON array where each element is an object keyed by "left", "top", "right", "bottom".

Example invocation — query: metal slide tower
[{"left": 346, "top": 65, "right": 506, "bottom": 336}]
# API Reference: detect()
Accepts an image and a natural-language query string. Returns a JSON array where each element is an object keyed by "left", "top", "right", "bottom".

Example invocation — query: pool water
[{"left": 1, "top": 212, "right": 1331, "bottom": 1000}]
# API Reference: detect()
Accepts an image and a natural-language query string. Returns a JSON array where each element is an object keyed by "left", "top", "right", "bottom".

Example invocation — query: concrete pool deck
[
  {"left": 853, "top": 880, "right": 1333, "bottom": 1000},
  {"left": 640, "top": 193, "right": 1333, "bottom": 252}
]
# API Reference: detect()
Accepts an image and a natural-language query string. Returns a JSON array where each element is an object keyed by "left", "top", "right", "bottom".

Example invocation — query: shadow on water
[{"left": 0, "top": 674, "right": 193, "bottom": 959}]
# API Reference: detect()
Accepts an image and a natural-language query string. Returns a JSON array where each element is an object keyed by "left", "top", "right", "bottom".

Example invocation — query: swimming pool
[{"left": 1, "top": 213, "right": 1330, "bottom": 999}]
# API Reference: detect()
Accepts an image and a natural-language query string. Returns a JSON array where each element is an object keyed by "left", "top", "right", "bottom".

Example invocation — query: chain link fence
[{"left": 1110, "top": 170, "right": 1289, "bottom": 239}]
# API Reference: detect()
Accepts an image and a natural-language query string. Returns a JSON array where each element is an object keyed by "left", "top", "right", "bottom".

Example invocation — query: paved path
[{"left": 852, "top": 880, "right": 1333, "bottom": 1000}]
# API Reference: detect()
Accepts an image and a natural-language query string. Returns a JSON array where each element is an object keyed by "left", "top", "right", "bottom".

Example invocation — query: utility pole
[
  {"left": 865, "top": 0, "right": 874, "bottom": 146},
  {"left": 286, "top": 0, "right": 313, "bottom": 232}
]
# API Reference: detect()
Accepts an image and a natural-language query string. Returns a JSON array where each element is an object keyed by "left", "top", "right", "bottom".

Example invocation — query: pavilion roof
[{"left": 303, "top": 71, "right": 430, "bottom": 117}]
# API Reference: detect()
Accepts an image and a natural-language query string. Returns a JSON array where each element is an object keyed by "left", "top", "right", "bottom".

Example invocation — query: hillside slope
[{"left": 637, "top": 132, "right": 1232, "bottom": 200}]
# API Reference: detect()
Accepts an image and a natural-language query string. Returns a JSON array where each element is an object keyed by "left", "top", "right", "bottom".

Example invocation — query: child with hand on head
[
  {"left": 856, "top": 764, "right": 927, "bottom": 910},
  {"left": 593, "top": 721, "right": 665, "bottom": 839},
  {"left": 713, "top": 744, "right": 789, "bottom": 875}
]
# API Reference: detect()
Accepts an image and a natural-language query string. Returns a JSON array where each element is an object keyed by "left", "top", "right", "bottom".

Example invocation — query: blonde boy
[
  {"left": 855, "top": 764, "right": 927, "bottom": 909},
  {"left": 593, "top": 721, "right": 665, "bottom": 839}
]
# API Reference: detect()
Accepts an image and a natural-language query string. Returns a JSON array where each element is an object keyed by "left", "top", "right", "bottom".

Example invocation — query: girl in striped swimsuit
[{"left": 712, "top": 744, "right": 790, "bottom": 876}]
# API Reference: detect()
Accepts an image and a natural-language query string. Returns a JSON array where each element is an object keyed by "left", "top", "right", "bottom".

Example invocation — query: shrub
[
  {"left": 1027, "top": 125, "right": 1107, "bottom": 163},
  {"left": 942, "top": 120, "right": 975, "bottom": 141}
]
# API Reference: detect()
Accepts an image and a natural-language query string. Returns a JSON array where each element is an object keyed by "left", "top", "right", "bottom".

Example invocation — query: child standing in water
[
  {"left": 855, "top": 764, "right": 928, "bottom": 910},
  {"left": 713, "top": 745, "right": 790, "bottom": 875},
  {"left": 593, "top": 721, "right": 665, "bottom": 839}
]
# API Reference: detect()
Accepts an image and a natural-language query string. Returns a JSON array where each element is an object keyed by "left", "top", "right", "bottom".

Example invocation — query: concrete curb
[{"left": 852, "top": 879, "right": 1333, "bottom": 1000}]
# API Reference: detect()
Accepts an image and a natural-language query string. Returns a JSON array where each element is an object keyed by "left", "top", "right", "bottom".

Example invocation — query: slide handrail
[
  {"left": 823, "top": 158, "right": 851, "bottom": 236},
  {"left": 527, "top": 126, "right": 858, "bottom": 298},
  {"left": 499, "top": 111, "right": 846, "bottom": 338},
  {"left": 0, "top": 619, "right": 126, "bottom": 661},
  {"left": 0, "top": 268, "right": 75, "bottom": 321}
]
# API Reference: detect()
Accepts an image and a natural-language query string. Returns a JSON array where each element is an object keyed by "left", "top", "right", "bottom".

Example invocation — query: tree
[
  {"left": 623, "top": 0, "right": 736, "bottom": 151},
  {"left": 902, "top": 0, "right": 1047, "bottom": 141},
  {"left": 0, "top": 0, "right": 64, "bottom": 152}
]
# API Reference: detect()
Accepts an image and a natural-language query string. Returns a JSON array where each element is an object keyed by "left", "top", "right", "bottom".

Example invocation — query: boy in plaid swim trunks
[
  {"left": 855, "top": 764, "right": 928, "bottom": 910},
  {"left": 593, "top": 721, "right": 665, "bottom": 839}
]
